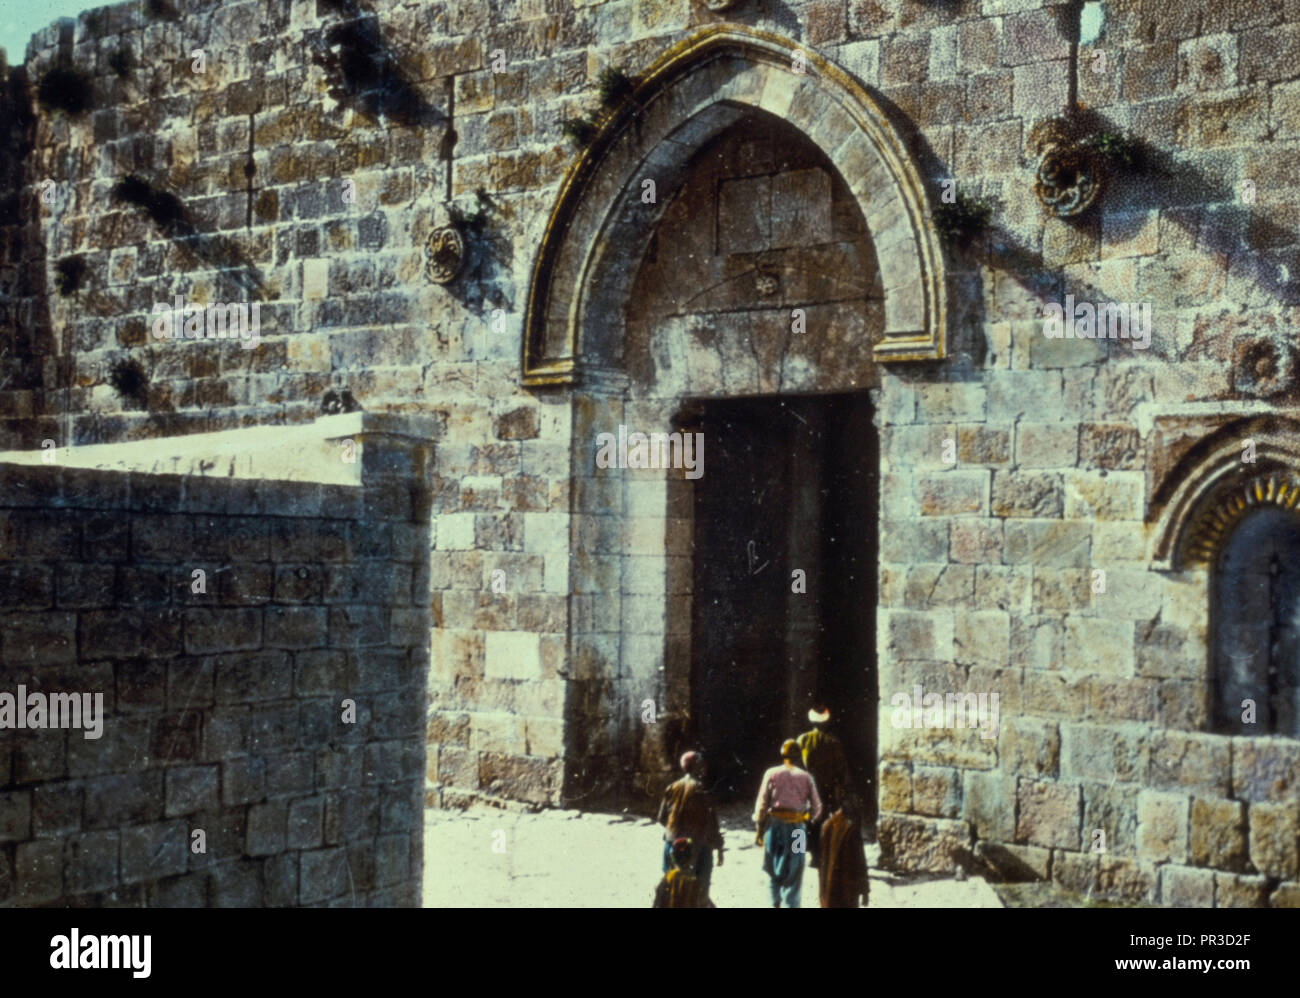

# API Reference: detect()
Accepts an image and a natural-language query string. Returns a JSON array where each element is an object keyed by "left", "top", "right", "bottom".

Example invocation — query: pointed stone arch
[{"left": 521, "top": 24, "right": 948, "bottom": 386}]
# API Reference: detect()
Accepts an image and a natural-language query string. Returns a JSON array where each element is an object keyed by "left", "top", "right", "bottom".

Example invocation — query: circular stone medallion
[{"left": 425, "top": 224, "right": 466, "bottom": 284}]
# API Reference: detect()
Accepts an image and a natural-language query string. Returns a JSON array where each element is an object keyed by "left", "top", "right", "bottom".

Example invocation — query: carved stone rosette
[
  {"left": 1028, "top": 117, "right": 1105, "bottom": 218},
  {"left": 425, "top": 223, "right": 466, "bottom": 284}
]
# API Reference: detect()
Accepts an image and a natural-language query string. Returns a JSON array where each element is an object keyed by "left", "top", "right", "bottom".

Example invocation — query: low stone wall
[
  {"left": 0, "top": 419, "right": 432, "bottom": 906},
  {"left": 877, "top": 716, "right": 1300, "bottom": 908}
]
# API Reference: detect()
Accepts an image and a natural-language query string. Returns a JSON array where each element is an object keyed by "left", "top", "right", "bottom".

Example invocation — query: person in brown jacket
[
  {"left": 798, "top": 706, "right": 851, "bottom": 868},
  {"left": 818, "top": 793, "right": 869, "bottom": 908},
  {"left": 656, "top": 750, "right": 725, "bottom": 894}
]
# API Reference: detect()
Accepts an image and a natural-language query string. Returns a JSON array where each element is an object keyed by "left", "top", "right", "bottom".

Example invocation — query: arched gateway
[{"left": 521, "top": 26, "right": 948, "bottom": 816}]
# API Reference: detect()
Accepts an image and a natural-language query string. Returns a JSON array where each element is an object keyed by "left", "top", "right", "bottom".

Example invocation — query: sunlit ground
[{"left": 423, "top": 803, "right": 1004, "bottom": 908}]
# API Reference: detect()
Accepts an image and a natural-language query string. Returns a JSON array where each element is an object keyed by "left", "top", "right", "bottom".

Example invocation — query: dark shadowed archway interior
[
  {"left": 681, "top": 393, "right": 877, "bottom": 824},
  {"left": 1212, "top": 505, "right": 1300, "bottom": 736}
]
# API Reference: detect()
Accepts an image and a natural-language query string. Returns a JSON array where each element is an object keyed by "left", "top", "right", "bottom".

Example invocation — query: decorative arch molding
[
  {"left": 1150, "top": 416, "right": 1300, "bottom": 570},
  {"left": 520, "top": 24, "right": 948, "bottom": 387}
]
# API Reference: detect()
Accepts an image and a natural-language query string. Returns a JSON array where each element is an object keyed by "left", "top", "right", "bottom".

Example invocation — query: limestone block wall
[
  {"left": 871, "top": 0, "right": 1300, "bottom": 909},
  {"left": 0, "top": 451, "right": 429, "bottom": 906},
  {"left": 0, "top": 0, "right": 1298, "bottom": 906}
]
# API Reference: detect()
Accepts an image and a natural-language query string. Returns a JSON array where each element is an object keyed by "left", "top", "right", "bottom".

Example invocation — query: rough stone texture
[
  {"left": 1016, "top": 779, "right": 1081, "bottom": 850},
  {"left": 1137, "top": 791, "right": 1189, "bottom": 864},
  {"left": 1161, "top": 864, "right": 1215, "bottom": 907},
  {"left": 0, "top": 450, "right": 429, "bottom": 907},
  {"left": 878, "top": 814, "right": 973, "bottom": 874},
  {"left": 1215, "top": 872, "right": 1269, "bottom": 908},
  {"left": 1247, "top": 802, "right": 1300, "bottom": 879},
  {"left": 0, "top": 0, "right": 1295, "bottom": 908},
  {"left": 1188, "top": 797, "right": 1247, "bottom": 870}
]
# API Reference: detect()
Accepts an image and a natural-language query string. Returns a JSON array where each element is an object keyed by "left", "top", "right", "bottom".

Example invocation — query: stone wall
[
  {"left": 2, "top": 0, "right": 1299, "bottom": 906},
  {"left": 0, "top": 442, "right": 430, "bottom": 906}
]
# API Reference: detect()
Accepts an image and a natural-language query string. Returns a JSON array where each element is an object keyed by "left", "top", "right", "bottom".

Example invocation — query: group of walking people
[{"left": 652, "top": 707, "right": 869, "bottom": 908}]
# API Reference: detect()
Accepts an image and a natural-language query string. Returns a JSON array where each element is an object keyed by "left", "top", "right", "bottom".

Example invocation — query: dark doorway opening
[
  {"left": 680, "top": 392, "right": 878, "bottom": 826},
  {"left": 1212, "top": 505, "right": 1300, "bottom": 736}
]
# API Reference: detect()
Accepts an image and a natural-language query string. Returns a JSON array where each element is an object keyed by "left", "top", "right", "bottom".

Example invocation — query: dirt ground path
[{"left": 423, "top": 805, "right": 1003, "bottom": 908}]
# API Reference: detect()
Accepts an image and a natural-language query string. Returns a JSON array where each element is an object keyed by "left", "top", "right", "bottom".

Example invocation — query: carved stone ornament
[
  {"left": 425, "top": 223, "right": 466, "bottom": 284},
  {"left": 1028, "top": 116, "right": 1105, "bottom": 219},
  {"left": 1183, "top": 472, "right": 1300, "bottom": 566},
  {"left": 755, "top": 269, "right": 779, "bottom": 297}
]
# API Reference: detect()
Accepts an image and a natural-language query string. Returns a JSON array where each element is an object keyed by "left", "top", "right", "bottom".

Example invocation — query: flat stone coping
[{"left": 0, "top": 412, "right": 440, "bottom": 486}]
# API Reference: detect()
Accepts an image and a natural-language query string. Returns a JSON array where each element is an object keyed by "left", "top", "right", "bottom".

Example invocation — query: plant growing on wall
[
  {"left": 108, "top": 48, "right": 133, "bottom": 79},
  {"left": 108, "top": 357, "right": 149, "bottom": 410},
  {"left": 1084, "top": 130, "right": 1146, "bottom": 173},
  {"left": 559, "top": 67, "right": 641, "bottom": 151},
  {"left": 597, "top": 66, "right": 636, "bottom": 108},
  {"left": 36, "top": 66, "right": 94, "bottom": 115},
  {"left": 55, "top": 256, "right": 87, "bottom": 296},
  {"left": 560, "top": 115, "right": 599, "bottom": 149},
  {"left": 933, "top": 192, "right": 993, "bottom": 250}
]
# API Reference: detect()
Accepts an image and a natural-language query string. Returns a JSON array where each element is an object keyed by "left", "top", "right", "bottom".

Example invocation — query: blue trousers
[
  {"left": 662, "top": 839, "right": 714, "bottom": 893},
  {"left": 763, "top": 819, "right": 807, "bottom": 908}
]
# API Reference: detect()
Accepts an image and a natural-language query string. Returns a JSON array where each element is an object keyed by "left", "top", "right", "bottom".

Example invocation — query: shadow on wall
[
  {"left": 0, "top": 58, "right": 51, "bottom": 450},
  {"left": 310, "top": 0, "right": 444, "bottom": 129},
  {"left": 441, "top": 193, "right": 516, "bottom": 322},
  {"left": 868, "top": 84, "right": 1298, "bottom": 394}
]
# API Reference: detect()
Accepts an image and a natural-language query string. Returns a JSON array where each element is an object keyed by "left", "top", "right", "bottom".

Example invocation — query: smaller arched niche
[
  {"left": 1149, "top": 418, "right": 1300, "bottom": 571},
  {"left": 1211, "top": 506, "right": 1300, "bottom": 736}
]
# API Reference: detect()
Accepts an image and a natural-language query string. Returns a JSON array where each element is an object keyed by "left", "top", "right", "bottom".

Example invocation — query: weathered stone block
[
  {"left": 1137, "top": 790, "right": 1189, "bottom": 864},
  {"left": 1017, "top": 779, "right": 1081, "bottom": 850},
  {"left": 879, "top": 762, "right": 911, "bottom": 813},
  {"left": 165, "top": 765, "right": 220, "bottom": 818},
  {"left": 975, "top": 566, "right": 1031, "bottom": 613},
  {"left": 246, "top": 801, "right": 287, "bottom": 857},
  {"left": 962, "top": 769, "right": 1016, "bottom": 842},
  {"left": 1051, "top": 851, "right": 1098, "bottom": 894},
  {"left": 16, "top": 839, "right": 63, "bottom": 903},
  {"left": 974, "top": 841, "right": 1050, "bottom": 881},
  {"left": 1015, "top": 423, "right": 1079, "bottom": 468},
  {"left": 991, "top": 472, "right": 1064, "bottom": 518},
  {"left": 1248, "top": 802, "right": 1300, "bottom": 878},
  {"left": 998, "top": 716, "right": 1060, "bottom": 778},
  {"left": 1003, "top": 520, "right": 1090, "bottom": 567},
  {"left": 912, "top": 765, "right": 961, "bottom": 818},
  {"left": 1270, "top": 882, "right": 1300, "bottom": 908},
  {"left": 1231, "top": 738, "right": 1300, "bottom": 802},
  {"left": 1215, "top": 872, "right": 1268, "bottom": 908},
  {"left": 1064, "top": 617, "right": 1135, "bottom": 675},
  {"left": 949, "top": 521, "right": 1002, "bottom": 564},
  {"left": 881, "top": 519, "right": 949, "bottom": 563},
  {"left": 1062, "top": 723, "right": 1148, "bottom": 783},
  {"left": 478, "top": 753, "right": 560, "bottom": 806},
  {"left": 1147, "top": 731, "right": 1231, "bottom": 796},
  {"left": 483, "top": 631, "right": 541, "bottom": 681},
  {"left": 1189, "top": 797, "right": 1246, "bottom": 870},
  {"left": 1097, "top": 856, "right": 1158, "bottom": 904},
  {"left": 878, "top": 814, "right": 972, "bottom": 873},
  {"left": 1082, "top": 781, "right": 1140, "bottom": 858},
  {"left": 1063, "top": 471, "right": 1144, "bottom": 521},
  {"left": 0, "top": 791, "right": 32, "bottom": 842},
  {"left": 954, "top": 610, "right": 1009, "bottom": 667},
  {"left": 1162, "top": 864, "right": 1215, "bottom": 907},
  {"left": 916, "top": 471, "right": 988, "bottom": 516},
  {"left": 121, "top": 820, "right": 189, "bottom": 884},
  {"left": 65, "top": 829, "right": 119, "bottom": 894}
]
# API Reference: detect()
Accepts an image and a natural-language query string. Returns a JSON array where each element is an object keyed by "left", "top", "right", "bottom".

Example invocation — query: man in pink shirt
[{"left": 754, "top": 739, "right": 823, "bottom": 907}]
